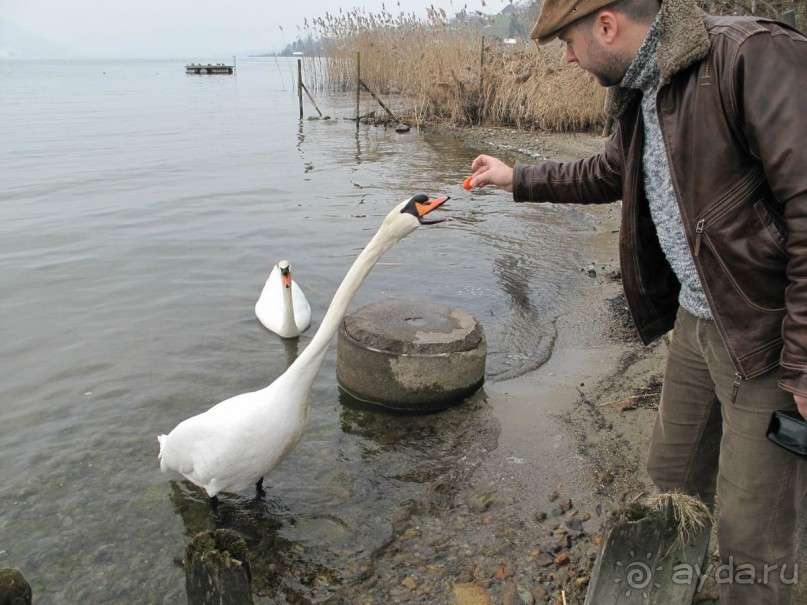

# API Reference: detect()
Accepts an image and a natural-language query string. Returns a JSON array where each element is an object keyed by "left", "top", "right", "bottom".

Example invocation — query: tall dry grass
[
  {"left": 298, "top": 2, "right": 802, "bottom": 132},
  {"left": 299, "top": 6, "right": 605, "bottom": 132}
]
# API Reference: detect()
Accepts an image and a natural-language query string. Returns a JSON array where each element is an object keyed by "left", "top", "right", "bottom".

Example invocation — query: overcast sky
[{"left": 0, "top": 0, "right": 510, "bottom": 59}]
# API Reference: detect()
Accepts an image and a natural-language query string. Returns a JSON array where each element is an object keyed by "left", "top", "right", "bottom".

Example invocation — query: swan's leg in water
[{"left": 255, "top": 477, "right": 265, "bottom": 500}]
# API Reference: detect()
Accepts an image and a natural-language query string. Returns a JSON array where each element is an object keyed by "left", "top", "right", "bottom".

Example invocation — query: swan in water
[
  {"left": 255, "top": 260, "right": 311, "bottom": 338},
  {"left": 158, "top": 193, "right": 449, "bottom": 502}
]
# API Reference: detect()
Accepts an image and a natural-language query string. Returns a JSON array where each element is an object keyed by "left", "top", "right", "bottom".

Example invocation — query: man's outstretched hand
[{"left": 468, "top": 155, "right": 515, "bottom": 193}]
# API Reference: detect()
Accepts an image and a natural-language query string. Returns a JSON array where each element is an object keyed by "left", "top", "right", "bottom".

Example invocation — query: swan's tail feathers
[{"left": 157, "top": 434, "right": 168, "bottom": 469}]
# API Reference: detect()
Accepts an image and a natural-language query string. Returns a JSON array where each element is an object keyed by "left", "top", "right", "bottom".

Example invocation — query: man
[{"left": 469, "top": 0, "right": 806, "bottom": 602}]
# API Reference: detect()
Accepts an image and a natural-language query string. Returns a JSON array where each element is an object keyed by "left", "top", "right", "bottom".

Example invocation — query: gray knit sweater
[{"left": 620, "top": 15, "right": 713, "bottom": 319}]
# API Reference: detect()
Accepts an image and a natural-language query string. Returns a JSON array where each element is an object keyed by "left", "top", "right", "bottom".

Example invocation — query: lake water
[{"left": 0, "top": 57, "right": 606, "bottom": 603}]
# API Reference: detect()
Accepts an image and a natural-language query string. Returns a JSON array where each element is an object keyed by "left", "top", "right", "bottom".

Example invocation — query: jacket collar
[{"left": 605, "top": 0, "right": 711, "bottom": 118}]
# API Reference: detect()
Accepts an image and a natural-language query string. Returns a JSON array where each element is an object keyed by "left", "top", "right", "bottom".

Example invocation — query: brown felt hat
[{"left": 530, "top": 0, "right": 621, "bottom": 44}]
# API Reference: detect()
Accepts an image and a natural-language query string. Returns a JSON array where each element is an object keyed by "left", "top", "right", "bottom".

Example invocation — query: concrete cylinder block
[{"left": 337, "top": 298, "right": 486, "bottom": 411}]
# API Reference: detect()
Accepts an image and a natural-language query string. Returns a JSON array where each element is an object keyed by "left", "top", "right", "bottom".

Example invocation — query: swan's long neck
[
  {"left": 286, "top": 227, "right": 400, "bottom": 384},
  {"left": 281, "top": 282, "right": 296, "bottom": 335}
]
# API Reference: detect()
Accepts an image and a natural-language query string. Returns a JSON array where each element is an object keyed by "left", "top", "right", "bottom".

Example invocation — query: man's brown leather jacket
[{"left": 511, "top": 0, "right": 807, "bottom": 395}]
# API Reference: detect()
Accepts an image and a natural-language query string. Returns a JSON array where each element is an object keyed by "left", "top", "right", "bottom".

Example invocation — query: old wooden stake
[
  {"left": 478, "top": 35, "right": 485, "bottom": 126},
  {"left": 297, "top": 59, "right": 303, "bottom": 120},
  {"left": 356, "top": 51, "right": 361, "bottom": 130},
  {"left": 301, "top": 83, "right": 323, "bottom": 118},
  {"left": 185, "top": 529, "right": 253, "bottom": 605},
  {"left": 0, "top": 568, "right": 32, "bottom": 605},
  {"left": 584, "top": 497, "right": 711, "bottom": 605},
  {"left": 358, "top": 79, "right": 396, "bottom": 122}
]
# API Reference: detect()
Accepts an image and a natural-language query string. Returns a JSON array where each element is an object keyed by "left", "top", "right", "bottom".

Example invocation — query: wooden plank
[
  {"left": 586, "top": 516, "right": 667, "bottom": 604},
  {"left": 652, "top": 527, "right": 711, "bottom": 604},
  {"left": 585, "top": 498, "right": 711, "bottom": 604}
]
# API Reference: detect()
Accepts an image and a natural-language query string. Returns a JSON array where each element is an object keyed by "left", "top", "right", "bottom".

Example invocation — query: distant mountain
[{"left": 0, "top": 17, "right": 82, "bottom": 59}]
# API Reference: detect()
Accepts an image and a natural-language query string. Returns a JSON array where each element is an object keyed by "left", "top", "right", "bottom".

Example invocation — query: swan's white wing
[
  {"left": 159, "top": 383, "right": 310, "bottom": 496},
  {"left": 290, "top": 281, "right": 312, "bottom": 333}
]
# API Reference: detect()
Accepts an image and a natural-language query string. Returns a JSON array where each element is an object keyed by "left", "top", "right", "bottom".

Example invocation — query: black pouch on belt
[{"left": 767, "top": 410, "right": 807, "bottom": 459}]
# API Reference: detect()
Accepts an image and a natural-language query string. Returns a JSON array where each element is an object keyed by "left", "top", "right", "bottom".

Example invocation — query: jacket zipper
[
  {"left": 730, "top": 372, "right": 742, "bottom": 404},
  {"left": 690, "top": 166, "right": 765, "bottom": 259},
  {"left": 694, "top": 219, "right": 705, "bottom": 256}
]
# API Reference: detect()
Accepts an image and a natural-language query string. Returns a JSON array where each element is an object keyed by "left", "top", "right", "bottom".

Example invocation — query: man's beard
[{"left": 584, "top": 36, "right": 631, "bottom": 87}]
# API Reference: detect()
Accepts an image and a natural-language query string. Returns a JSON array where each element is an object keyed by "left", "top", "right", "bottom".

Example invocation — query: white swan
[
  {"left": 255, "top": 260, "right": 312, "bottom": 338},
  {"left": 158, "top": 194, "right": 449, "bottom": 500}
]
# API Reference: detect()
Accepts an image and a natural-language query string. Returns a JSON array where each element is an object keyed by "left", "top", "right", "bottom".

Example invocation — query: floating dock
[{"left": 185, "top": 63, "right": 234, "bottom": 75}]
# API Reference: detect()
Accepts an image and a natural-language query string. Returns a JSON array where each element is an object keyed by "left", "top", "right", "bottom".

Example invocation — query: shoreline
[
  {"left": 450, "top": 132, "right": 673, "bottom": 603},
  {"left": 344, "top": 128, "right": 672, "bottom": 604},
  {"left": 467, "top": 126, "right": 664, "bottom": 508},
  {"left": 350, "top": 125, "right": 805, "bottom": 604},
  {"left": 439, "top": 124, "right": 666, "bottom": 513}
]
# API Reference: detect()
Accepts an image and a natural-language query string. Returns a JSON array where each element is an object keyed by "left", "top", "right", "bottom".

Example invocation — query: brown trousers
[{"left": 647, "top": 307, "right": 806, "bottom": 605}]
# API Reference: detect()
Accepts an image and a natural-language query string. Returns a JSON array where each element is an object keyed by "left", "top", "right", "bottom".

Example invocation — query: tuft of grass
[{"left": 645, "top": 492, "right": 714, "bottom": 554}]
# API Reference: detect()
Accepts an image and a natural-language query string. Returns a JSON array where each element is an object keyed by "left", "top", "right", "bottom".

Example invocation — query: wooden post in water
[
  {"left": 297, "top": 59, "right": 304, "bottom": 119},
  {"left": 185, "top": 529, "right": 253, "bottom": 605},
  {"left": 0, "top": 568, "right": 32, "bottom": 605},
  {"left": 358, "top": 79, "right": 396, "bottom": 122},
  {"left": 356, "top": 51, "right": 361, "bottom": 130},
  {"left": 478, "top": 35, "right": 484, "bottom": 126},
  {"left": 301, "top": 83, "right": 324, "bottom": 118}
]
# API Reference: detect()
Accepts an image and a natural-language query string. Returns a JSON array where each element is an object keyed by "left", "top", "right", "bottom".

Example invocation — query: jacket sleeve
[
  {"left": 511, "top": 128, "right": 624, "bottom": 204},
  {"left": 736, "top": 25, "right": 807, "bottom": 395}
]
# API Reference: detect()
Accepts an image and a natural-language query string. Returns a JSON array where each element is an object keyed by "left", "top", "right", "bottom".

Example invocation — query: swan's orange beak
[
  {"left": 280, "top": 267, "right": 292, "bottom": 288},
  {"left": 415, "top": 195, "right": 449, "bottom": 224}
]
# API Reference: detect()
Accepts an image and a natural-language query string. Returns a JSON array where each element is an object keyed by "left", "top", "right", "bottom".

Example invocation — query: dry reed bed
[
  {"left": 301, "top": 8, "right": 606, "bottom": 132},
  {"left": 299, "top": 2, "right": 800, "bottom": 132}
]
